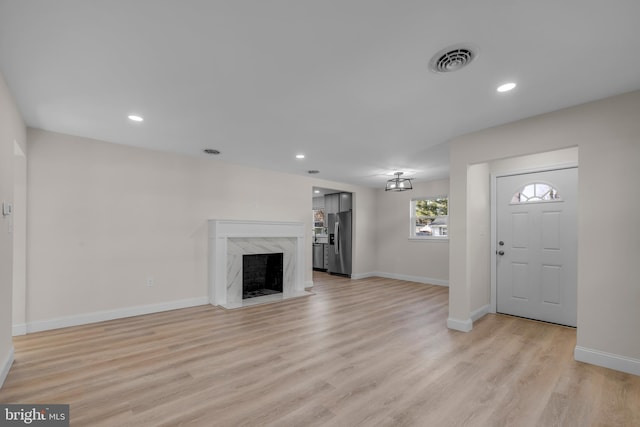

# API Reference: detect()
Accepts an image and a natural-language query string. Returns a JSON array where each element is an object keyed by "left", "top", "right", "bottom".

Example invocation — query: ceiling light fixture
[
  {"left": 385, "top": 172, "right": 413, "bottom": 192},
  {"left": 296, "top": 154, "right": 305, "bottom": 159},
  {"left": 497, "top": 82, "right": 517, "bottom": 93},
  {"left": 128, "top": 115, "right": 144, "bottom": 122}
]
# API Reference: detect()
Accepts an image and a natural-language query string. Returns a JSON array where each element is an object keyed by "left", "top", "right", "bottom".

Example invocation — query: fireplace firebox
[{"left": 242, "top": 253, "right": 284, "bottom": 299}]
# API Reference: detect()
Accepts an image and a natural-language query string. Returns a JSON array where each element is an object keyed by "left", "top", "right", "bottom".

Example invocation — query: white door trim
[{"left": 490, "top": 161, "right": 578, "bottom": 315}]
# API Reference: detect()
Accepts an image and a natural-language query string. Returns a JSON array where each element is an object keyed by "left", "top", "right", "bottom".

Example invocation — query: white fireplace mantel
[{"left": 208, "top": 220, "right": 310, "bottom": 309}]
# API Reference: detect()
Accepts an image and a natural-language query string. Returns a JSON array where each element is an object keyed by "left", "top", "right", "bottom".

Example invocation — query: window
[
  {"left": 511, "top": 183, "right": 561, "bottom": 204},
  {"left": 410, "top": 196, "right": 448, "bottom": 239}
]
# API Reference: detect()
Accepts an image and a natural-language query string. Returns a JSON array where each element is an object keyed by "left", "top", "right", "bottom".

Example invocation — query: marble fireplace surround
[{"left": 208, "top": 220, "right": 311, "bottom": 309}]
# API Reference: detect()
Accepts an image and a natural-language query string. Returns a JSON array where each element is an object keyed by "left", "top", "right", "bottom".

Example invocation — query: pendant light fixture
[{"left": 385, "top": 172, "right": 413, "bottom": 192}]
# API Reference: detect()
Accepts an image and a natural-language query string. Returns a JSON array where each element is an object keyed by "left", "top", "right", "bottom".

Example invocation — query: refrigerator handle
[{"left": 334, "top": 221, "right": 340, "bottom": 254}]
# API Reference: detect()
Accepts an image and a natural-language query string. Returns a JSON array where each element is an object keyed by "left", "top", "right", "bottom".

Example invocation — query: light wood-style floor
[{"left": 1, "top": 273, "right": 639, "bottom": 426}]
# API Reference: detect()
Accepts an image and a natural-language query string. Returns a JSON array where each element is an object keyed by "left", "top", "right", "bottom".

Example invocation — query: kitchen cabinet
[
  {"left": 312, "top": 196, "right": 325, "bottom": 210},
  {"left": 340, "top": 192, "right": 352, "bottom": 211},
  {"left": 325, "top": 193, "right": 340, "bottom": 216},
  {"left": 324, "top": 192, "right": 352, "bottom": 215},
  {"left": 323, "top": 243, "right": 329, "bottom": 269},
  {"left": 313, "top": 243, "right": 325, "bottom": 270},
  {"left": 313, "top": 243, "right": 330, "bottom": 271}
]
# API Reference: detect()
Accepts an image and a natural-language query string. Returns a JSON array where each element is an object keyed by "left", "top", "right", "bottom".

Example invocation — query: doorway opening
[{"left": 312, "top": 187, "right": 353, "bottom": 278}]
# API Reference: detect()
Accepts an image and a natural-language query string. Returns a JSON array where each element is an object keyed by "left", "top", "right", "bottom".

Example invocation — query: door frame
[{"left": 490, "top": 161, "right": 578, "bottom": 314}]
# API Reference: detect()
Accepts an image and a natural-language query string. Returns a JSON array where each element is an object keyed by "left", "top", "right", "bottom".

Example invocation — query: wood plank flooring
[{"left": 1, "top": 272, "right": 639, "bottom": 426}]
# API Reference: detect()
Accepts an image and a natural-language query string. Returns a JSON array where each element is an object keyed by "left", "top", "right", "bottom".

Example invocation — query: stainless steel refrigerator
[{"left": 327, "top": 211, "right": 352, "bottom": 277}]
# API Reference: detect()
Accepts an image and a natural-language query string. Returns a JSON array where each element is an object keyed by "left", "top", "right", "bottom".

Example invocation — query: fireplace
[
  {"left": 208, "top": 220, "right": 312, "bottom": 309},
  {"left": 243, "top": 253, "right": 283, "bottom": 299}
]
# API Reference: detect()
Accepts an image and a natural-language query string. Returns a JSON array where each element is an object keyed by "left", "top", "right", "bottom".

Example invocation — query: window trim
[{"left": 409, "top": 195, "right": 449, "bottom": 241}]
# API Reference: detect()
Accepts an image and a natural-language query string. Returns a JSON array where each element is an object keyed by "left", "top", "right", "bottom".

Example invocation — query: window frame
[{"left": 409, "top": 195, "right": 449, "bottom": 241}]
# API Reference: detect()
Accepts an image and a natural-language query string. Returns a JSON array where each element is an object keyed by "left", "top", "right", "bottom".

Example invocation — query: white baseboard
[
  {"left": 447, "top": 317, "right": 473, "bottom": 332},
  {"left": 0, "top": 345, "right": 15, "bottom": 389},
  {"left": 25, "top": 296, "right": 210, "bottom": 334},
  {"left": 367, "top": 271, "right": 449, "bottom": 287},
  {"left": 470, "top": 304, "right": 491, "bottom": 323},
  {"left": 350, "top": 272, "right": 375, "bottom": 280},
  {"left": 574, "top": 346, "right": 640, "bottom": 376},
  {"left": 446, "top": 306, "right": 489, "bottom": 333},
  {"left": 12, "top": 323, "right": 26, "bottom": 336}
]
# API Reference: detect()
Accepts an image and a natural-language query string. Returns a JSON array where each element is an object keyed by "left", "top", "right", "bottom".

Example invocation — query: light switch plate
[{"left": 2, "top": 202, "right": 12, "bottom": 216}]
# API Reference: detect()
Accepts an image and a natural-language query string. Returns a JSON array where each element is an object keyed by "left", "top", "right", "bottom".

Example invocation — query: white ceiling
[{"left": 1, "top": 1, "right": 639, "bottom": 188}]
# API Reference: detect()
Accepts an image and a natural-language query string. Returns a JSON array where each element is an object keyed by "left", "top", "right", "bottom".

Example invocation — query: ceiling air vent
[{"left": 429, "top": 44, "right": 478, "bottom": 73}]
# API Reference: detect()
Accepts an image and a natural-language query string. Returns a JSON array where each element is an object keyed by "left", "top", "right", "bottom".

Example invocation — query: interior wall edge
[{"left": 0, "top": 345, "right": 15, "bottom": 389}]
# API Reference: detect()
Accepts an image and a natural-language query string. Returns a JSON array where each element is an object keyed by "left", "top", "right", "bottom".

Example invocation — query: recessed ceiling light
[
  {"left": 497, "top": 82, "right": 517, "bottom": 93},
  {"left": 296, "top": 154, "right": 305, "bottom": 159},
  {"left": 128, "top": 114, "right": 144, "bottom": 122},
  {"left": 314, "top": 190, "right": 320, "bottom": 194}
]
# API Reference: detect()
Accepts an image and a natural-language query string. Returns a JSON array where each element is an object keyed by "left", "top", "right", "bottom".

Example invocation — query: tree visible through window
[{"left": 411, "top": 197, "right": 448, "bottom": 238}]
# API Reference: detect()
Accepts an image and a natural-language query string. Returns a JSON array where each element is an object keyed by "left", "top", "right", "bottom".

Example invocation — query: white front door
[{"left": 496, "top": 168, "right": 578, "bottom": 327}]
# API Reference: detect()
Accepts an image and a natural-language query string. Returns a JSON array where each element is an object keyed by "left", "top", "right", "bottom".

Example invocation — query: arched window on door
[{"left": 511, "top": 182, "right": 561, "bottom": 204}]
